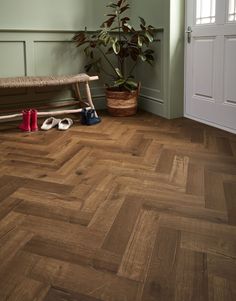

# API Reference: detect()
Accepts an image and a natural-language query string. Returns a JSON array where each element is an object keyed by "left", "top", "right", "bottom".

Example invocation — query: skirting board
[{"left": 138, "top": 96, "right": 165, "bottom": 118}]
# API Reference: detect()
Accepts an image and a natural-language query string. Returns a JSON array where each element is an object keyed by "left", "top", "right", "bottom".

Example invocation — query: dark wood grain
[{"left": 0, "top": 111, "right": 235, "bottom": 301}]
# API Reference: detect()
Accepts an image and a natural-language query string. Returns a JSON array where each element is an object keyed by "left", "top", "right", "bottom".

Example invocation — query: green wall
[
  {"left": 169, "top": 0, "right": 185, "bottom": 118},
  {"left": 0, "top": 0, "right": 107, "bottom": 31},
  {"left": 0, "top": 0, "right": 107, "bottom": 113},
  {"left": 131, "top": 0, "right": 170, "bottom": 117},
  {"left": 0, "top": 0, "right": 185, "bottom": 119},
  {"left": 131, "top": 0, "right": 185, "bottom": 119}
]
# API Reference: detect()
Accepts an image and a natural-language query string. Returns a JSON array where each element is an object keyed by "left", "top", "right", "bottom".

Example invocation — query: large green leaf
[
  {"left": 123, "top": 22, "right": 133, "bottom": 31},
  {"left": 121, "top": 17, "right": 130, "bottom": 22},
  {"left": 115, "top": 68, "right": 123, "bottom": 78},
  {"left": 126, "top": 80, "right": 138, "bottom": 88},
  {"left": 84, "top": 46, "right": 90, "bottom": 57},
  {"left": 114, "top": 78, "right": 125, "bottom": 86},
  {"left": 145, "top": 31, "right": 154, "bottom": 43},
  {"left": 112, "top": 41, "right": 121, "bottom": 54},
  {"left": 117, "top": 0, "right": 125, "bottom": 7},
  {"left": 138, "top": 35, "right": 143, "bottom": 47},
  {"left": 139, "top": 16, "right": 146, "bottom": 26},
  {"left": 139, "top": 54, "right": 147, "bottom": 61},
  {"left": 106, "top": 3, "right": 118, "bottom": 8},
  {"left": 144, "top": 49, "right": 155, "bottom": 55},
  {"left": 120, "top": 4, "right": 130, "bottom": 14}
]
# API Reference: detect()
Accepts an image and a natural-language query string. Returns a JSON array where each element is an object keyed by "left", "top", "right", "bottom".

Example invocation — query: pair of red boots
[{"left": 19, "top": 109, "right": 38, "bottom": 132}]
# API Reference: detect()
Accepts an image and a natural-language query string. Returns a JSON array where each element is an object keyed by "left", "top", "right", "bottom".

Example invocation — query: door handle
[{"left": 186, "top": 26, "right": 192, "bottom": 43}]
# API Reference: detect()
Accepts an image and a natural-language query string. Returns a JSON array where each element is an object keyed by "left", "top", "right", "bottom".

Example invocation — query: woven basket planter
[{"left": 106, "top": 84, "right": 140, "bottom": 117}]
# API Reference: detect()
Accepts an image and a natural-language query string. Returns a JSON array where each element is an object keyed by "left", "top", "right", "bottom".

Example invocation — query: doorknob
[{"left": 186, "top": 26, "right": 192, "bottom": 43}]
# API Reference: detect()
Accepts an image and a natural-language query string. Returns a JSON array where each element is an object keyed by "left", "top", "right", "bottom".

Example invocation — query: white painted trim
[
  {"left": 184, "top": 113, "right": 236, "bottom": 134},
  {"left": 184, "top": 0, "right": 189, "bottom": 118}
]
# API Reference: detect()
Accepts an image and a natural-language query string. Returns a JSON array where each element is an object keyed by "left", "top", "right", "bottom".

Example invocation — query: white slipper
[
  {"left": 58, "top": 118, "right": 73, "bottom": 131},
  {"left": 41, "top": 117, "right": 61, "bottom": 131}
]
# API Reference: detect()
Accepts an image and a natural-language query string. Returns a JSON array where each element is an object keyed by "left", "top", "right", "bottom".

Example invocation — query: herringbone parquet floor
[{"left": 0, "top": 111, "right": 236, "bottom": 301}]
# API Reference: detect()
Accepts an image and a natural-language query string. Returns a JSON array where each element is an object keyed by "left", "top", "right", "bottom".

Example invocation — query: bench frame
[{"left": 0, "top": 75, "right": 99, "bottom": 121}]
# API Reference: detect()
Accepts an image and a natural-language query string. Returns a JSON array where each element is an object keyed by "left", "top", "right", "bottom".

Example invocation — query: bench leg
[
  {"left": 85, "top": 81, "right": 98, "bottom": 118},
  {"left": 74, "top": 83, "right": 83, "bottom": 102}
]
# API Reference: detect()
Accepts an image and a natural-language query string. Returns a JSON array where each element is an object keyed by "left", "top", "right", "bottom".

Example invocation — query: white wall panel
[
  {"left": 0, "top": 31, "right": 106, "bottom": 112},
  {"left": 34, "top": 41, "right": 84, "bottom": 76},
  {"left": 136, "top": 32, "right": 164, "bottom": 103},
  {"left": 0, "top": 41, "right": 26, "bottom": 77}
]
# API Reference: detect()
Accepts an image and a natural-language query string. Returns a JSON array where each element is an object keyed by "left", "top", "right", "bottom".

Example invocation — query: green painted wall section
[
  {"left": 169, "top": 0, "right": 185, "bottom": 118},
  {"left": 0, "top": 0, "right": 107, "bottom": 31},
  {"left": 131, "top": 0, "right": 170, "bottom": 117},
  {"left": 0, "top": 0, "right": 107, "bottom": 113},
  {"left": 0, "top": 0, "right": 185, "bottom": 118},
  {"left": 131, "top": 0, "right": 185, "bottom": 119},
  {"left": 0, "top": 31, "right": 106, "bottom": 112}
]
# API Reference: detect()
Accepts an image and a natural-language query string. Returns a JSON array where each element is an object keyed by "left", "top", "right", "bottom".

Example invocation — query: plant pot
[{"left": 106, "top": 85, "right": 140, "bottom": 117}]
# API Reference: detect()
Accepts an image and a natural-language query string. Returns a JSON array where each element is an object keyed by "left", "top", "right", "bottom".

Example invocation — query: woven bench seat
[
  {"left": 0, "top": 73, "right": 99, "bottom": 121},
  {"left": 0, "top": 74, "right": 91, "bottom": 89}
]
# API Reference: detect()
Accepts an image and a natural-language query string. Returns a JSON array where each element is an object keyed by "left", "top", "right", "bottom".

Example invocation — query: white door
[{"left": 185, "top": 0, "right": 236, "bottom": 134}]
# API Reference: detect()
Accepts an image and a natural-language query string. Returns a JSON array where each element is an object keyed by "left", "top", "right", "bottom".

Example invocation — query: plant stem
[
  {"left": 100, "top": 66, "right": 116, "bottom": 79},
  {"left": 117, "top": 9, "right": 123, "bottom": 74},
  {"left": 97, "top": 47, "right": 117, "bottom": 76},
  {"left": 127, "top": 61, "right": 138, "bottom": 78}
]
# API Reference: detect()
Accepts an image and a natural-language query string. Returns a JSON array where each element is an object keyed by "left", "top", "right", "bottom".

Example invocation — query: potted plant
[{"left": 73, "top": 0, "right": 157, "bottom": 116}]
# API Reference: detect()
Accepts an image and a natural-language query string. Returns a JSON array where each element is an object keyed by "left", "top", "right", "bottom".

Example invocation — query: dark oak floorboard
[{"left": 0, "top": 111, "right": 235, "bottom": 301}]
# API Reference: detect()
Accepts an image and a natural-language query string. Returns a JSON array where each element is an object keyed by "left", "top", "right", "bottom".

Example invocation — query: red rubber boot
[
  {"left": 19, "top": 109, "right": 31, "bottom": 132},
  {"left": 31, "top": 109, "right": 38, "bottom": 131}
]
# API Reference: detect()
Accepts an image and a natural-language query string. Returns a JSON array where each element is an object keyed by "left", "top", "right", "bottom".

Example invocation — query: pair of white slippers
[{"left": 41, "top": 117, "right": 73, "bottom": 131}]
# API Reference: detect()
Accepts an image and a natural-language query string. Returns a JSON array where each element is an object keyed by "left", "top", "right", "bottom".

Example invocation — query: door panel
[
  {"left": 185, "top": 0, "right": 236, "bottom": 133},
  {"left": 224, "top": 36, "right": 236, "bottom": 104},
  {"left": 193, "top": 38, "right": 215, "bottom": 99}
]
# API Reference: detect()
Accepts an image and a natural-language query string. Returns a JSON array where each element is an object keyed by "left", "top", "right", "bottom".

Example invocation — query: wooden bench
[{"left": 0, "top": 74, "right": 99, "bottom": 120}]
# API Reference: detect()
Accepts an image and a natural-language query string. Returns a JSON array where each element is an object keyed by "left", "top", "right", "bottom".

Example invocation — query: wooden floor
[{"left": 0, "top": 111, "right": 236, "bottom": 301}]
